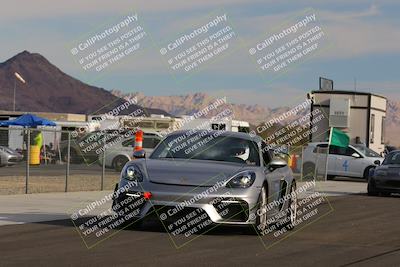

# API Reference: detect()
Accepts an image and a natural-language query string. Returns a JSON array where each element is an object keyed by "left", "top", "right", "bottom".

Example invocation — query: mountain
[
  {"left": 1, "top": 51, "right": 398, "bottom": 146},
  {"left": 111, "top": 90, "right": 400, "bottom": 147},
  {"left": 386, "top": 100, "right": 400, "bottom": 146},
  {"left": 0, "top": 51, "right": 168, "bottom": 116},
  {"left": 110, "top": 90, "right": 294, "bottom": 125}
]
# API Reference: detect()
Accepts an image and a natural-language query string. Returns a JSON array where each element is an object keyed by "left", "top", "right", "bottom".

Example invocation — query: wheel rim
[
  {"left": 259, "top": 187, "right": 267, "bottom": 230},
  {"left": 115, "top": 158, "right": 126, "bottom": 171},
  {"left": 289, "top": 185, "right": 297, "bottom": 224}
]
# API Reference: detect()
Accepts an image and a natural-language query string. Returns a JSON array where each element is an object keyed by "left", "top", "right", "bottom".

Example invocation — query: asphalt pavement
[{"left": 0, "top": 193, "right": 399, "bottom": 267}]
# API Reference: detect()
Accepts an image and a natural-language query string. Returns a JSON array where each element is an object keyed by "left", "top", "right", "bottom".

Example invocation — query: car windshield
[
  {"left": 150, "top": 132, "right": 260, "bottom": 166},
  {"left": 383, "top": 151, "right": 400, "bottom": 165},
  {"left": 353, "top": 145, "right": 380, "bottom": 157}
]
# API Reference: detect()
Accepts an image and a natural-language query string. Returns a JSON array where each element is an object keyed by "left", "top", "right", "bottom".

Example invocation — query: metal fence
[
  {"left": 0, "top": 127, "right": 122, "bottom": 195},
  {"left": 287, "top": 145, "right": 328, "bottom": 182},
  {"left": 0, "top": 127, "right": 328, "bottom": 195}
]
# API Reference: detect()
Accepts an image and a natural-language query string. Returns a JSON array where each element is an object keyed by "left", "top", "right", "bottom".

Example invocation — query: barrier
[
  {"left": 29, "top": 145, "right": 40, "bottom": 165},
  {"left": 134, "top": 130, "right": 143, "bottom": 151}
]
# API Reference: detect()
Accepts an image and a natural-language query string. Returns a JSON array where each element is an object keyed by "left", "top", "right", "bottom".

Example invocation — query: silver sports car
[{"left": 112, "top": 130, "right": 297, "bottom": 234}]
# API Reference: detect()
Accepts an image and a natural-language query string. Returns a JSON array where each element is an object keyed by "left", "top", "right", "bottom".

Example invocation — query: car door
[
  {"left": 346, "top": 146, "right": 365, "bottom": 177},
  {"left": 330, "top": 146, "right": 360, "bottom": 177}
]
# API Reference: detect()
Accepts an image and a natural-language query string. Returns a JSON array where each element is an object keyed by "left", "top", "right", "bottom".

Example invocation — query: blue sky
[{"left": 1, "top": 0, "right": 399, "bottom": 108}]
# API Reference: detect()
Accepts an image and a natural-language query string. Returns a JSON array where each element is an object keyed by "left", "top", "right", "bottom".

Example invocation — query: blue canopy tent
[
  {"left": 0, "top": 114, "right": 56, "bottom": 127},
  {"left": 0, "top": 113, "right": 57, "bottom": 167}
]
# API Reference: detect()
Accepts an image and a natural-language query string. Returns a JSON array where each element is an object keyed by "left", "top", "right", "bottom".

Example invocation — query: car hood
[
  {"left": 143, "top": 159, "right": 246, "bottom": 187},
  {"left": 367, "top": 157, "right": 383, "bottom": 164}
]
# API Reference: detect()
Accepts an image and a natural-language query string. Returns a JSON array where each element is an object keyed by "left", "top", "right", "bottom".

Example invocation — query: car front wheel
[
  {"left": 113, "top": 156, "right": 129, "bottom": 172},
  {"left": 254, "top": 185, "right": 268, "bottom": 235},
  {"left": 367, "top": 177, "right": 379, "bottom": 196},
  {"left": 284, "top": 182, "right": 297, "bottom": 230}
]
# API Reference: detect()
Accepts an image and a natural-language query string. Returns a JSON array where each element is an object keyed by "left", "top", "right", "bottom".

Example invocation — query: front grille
[
  {"left": 151, "top": 205, "right": 208, "bottom": 221},
  {"left": 213, "top": 198, "right": 249, "bottom": 222}
]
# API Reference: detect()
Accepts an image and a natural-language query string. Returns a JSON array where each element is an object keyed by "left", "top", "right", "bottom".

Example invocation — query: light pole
[{"left": 13, "top": 72, "right": 26, "bottom": 112}]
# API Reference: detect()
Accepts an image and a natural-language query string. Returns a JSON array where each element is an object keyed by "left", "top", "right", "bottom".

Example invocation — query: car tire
[
  {"left": 380, "top": 192, "right": 391, "bottom": 197},
  {"left": 113, "top": 156, "right": 129, "bottom": 172},
  {"left": 113, "top": 206, "right": 143, "bottom": 230},
  {"left": 118, "top": 216, "right": 143, "bottom": 230},
  {"left": 284, "top": 181, "right": 297, "bottom": 230},
  {"left": 302, "top": 162, "right": 315, "bottom": 180},
  {"left": 327, "top": 175, "right": 335, "bottom": 181},
  {"left": 367, "top": 177, "right": 379, "bottom": 196},
  {"left": 254, "top": 185, "right": 268, "bottom": 235},
  {"left": 61, "top": 148, "right": 83, "bottom": 164}
]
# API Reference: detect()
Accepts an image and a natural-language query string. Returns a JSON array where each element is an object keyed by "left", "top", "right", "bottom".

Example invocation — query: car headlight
[
  {"left": 226, "top": 171, "right": 256, "bottom": 188},
  {"left": 122, "top": 165, "right": 143, "bottom": 182}
]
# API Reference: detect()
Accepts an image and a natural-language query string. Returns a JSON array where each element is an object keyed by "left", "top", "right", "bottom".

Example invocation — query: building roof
[{"left": 310, "top": 90, "right": 386, "bottom": 100}]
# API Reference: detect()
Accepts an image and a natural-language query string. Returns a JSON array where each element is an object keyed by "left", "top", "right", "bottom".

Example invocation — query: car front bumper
[
  {"left": 113, "top": 179, "right": 261, "bottom": 226},
  {"left": 374, "top": 176, "right": 400, "bottom": 193}
]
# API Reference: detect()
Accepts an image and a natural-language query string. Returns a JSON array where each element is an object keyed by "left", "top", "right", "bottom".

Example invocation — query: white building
[{"left": 308, "top": 90, "right": 387, "bottom": 154}]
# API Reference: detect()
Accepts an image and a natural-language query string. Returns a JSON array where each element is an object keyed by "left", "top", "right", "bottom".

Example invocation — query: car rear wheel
[
  {"left": 61, "top": 148, "right": 83, "bottom": 164},
  {"left": 113, "top": 156, "right": 129, "bottom": 172}
]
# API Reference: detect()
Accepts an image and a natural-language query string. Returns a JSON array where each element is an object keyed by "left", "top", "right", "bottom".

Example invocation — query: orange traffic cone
[{"left": 135, "top": 130, "right": 143, "bottom": 151}]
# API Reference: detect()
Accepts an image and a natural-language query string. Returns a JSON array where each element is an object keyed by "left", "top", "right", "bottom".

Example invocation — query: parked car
[
  {"left": 99, "top": 131, "right": 163, "bottom": 171},
  {"left": 368, "top": 150, "right": 400, "bottom": 196},
  {"left": 0, "top": 146, "right": 23, "bottom": 167},
  {"left": 303, "top": 142, "right": 383, "bottom": 180},
  {"left": 59, "top": 129, "right": 135, "bottom": 164},
  {"left": 111, "top": 130, "right": 297, "bottom": 234}
]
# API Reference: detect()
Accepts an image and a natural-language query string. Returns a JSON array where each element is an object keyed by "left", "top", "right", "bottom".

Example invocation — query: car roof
[
  {"left": 167, "top": 130, "right": 262, "bottom": 143},
  {"left": 308, "top": 142, "right": 358, "bottom": 147}
]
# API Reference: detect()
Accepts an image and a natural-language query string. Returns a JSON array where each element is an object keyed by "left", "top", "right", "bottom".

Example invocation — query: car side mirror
[
  {"left": 351, "top": 153, "right": 361, "bottom": 158},
  {"left": 133, "top": 149, "right": 146, "bottom": 159},
  {"left": 268, "top": 157, "right": 287, "bottom": 171},
  {"left": 374, "top": 160, "right": 381, "bottom": 166}
]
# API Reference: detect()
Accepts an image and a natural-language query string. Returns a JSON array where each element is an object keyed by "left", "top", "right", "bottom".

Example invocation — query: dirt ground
[{"left": 0, "top": 175, "right": 119, "bottom": 195}]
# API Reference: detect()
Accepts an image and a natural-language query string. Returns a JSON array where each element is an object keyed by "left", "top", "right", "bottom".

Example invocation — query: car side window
[
  {"left": 143, "top": 137, "right": 154, "bottom": 149},
  {"left": 344, "top": 147, "right": 357, "bottom": 157},
  {"left": 122, "top": 139, "right": 135, "bottom": 147},
  {"left": 314, "top": 144, "right": 328, "bottom": 153},
  {"left": 329, "top": 145, "right": 344, "bottom": 155},
  {"left": 143, "top": 136, "right": 162, "bottom": 149},
  {"left": 329, "top": 145, "right": 356, "bottom": 156}
]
